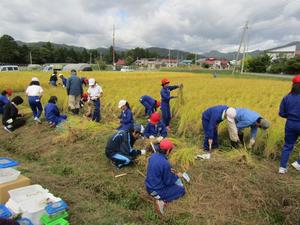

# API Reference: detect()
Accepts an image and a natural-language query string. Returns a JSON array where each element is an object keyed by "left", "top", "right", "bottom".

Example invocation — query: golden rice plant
[{"left": 0, "top": 71, "right": 295, "bottom": 160}]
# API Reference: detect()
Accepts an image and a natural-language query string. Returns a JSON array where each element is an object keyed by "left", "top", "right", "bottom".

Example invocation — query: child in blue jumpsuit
[
  {"left": 25, "top": 77, "right": 44, "bottom": 123},
  {"left": 44, "top": 96, "right": 67, "bottom": 127},
  {"left": 0, "top": 89, "right": 12, "bottom": 114},
  {"left": 144, "top": 112, "right": 167, "bottom": 139},
  {"left": 49, "top": 71, "right": 58, "bottom": 86},
  {"left": 145, "top": 139, "right": 185, "bottom": 215},
  {"left": 117, "top": 100, "right": 134, "bottom": 131},
  {"left": 200, "top": 105, "right": 229, "bottom": 159},
  {"left": 59, "top": 74, "right": 67, "bottom": 87},
  {"left": 278, "top": 74, "right": 300, "bottom": 174},
  {"left": 140, "top": 95, "right": 160, "bottom": 116},
  {"left": 105, "top": 124, "right": 145, "bottom": 168},
  {"left": 160, "top": 78, "right": 182, "bottom": 128}
]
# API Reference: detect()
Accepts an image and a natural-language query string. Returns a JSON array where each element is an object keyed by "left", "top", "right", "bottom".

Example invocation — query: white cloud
[{"left": 0, "top": 0, "right": 299, "bottom": 52}]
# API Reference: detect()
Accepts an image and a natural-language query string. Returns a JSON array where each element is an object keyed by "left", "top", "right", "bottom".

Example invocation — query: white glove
[
  {"left": 156, "top": 136, "right": 164, "bottom": 142},
  {"left": 247, "top": 138, "right": 256, "bottom": 148},
  {"left": 141, "top": 149, "right": 146, "bottom": 155},
  {"left": 149, "top": 135, "right": 155, "bottom": 139},
  {"left": 196, "top": 153, "right": 211, "bottom": 160},
  {"left": 6, "top": 118, "right": 13, "bottom": 124}
]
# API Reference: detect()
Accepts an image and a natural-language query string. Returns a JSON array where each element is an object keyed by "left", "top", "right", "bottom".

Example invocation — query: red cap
[
  {"left": 161, "top": 78, "right": 170, "bottom": 85},
  {"left": 6, "top": 89, "right": 13, "bottom": 96},
  {"left": 150, "top": 112, "right": 160, "bottom": 124},
  {"left": 83, "top": 78, "right": 88, "bottom": 85},
  {"left": 159, "top": 139, "right": 174, "bottom": 151},
  {"left": 82, "top": 93, "right": 89, "bottom": 100},
  {"left": 156, "top": 101, "right": 161, "bottom": 108},
  {"left": 292, "top": 74, "right": 300, "bottom": 84}
]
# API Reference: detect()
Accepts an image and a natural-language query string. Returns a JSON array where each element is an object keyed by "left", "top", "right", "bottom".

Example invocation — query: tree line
[
  {"left": 245, "top": 54, "right": 300, "bottom": 75},
  {"left": 0, "top": 34, "right": 158, "bottom": 65}
]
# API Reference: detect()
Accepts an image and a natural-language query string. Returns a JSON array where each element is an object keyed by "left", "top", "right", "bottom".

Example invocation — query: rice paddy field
[{"left": 0, "top": 71, "right": 300, "bottom": 225}]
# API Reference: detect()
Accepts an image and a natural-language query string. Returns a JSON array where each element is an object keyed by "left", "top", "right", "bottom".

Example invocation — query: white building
[{"left": 266, "top": 41, "right": 300, "bottom": 60}]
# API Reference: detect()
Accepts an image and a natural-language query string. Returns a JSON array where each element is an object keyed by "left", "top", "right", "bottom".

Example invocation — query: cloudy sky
[{"left": 0, "top": 0, "right": 299, "bottom": 53}]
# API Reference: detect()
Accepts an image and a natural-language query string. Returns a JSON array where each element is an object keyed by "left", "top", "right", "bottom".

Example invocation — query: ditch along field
[{"left": 0, "top": 71, "right": 299, "bottom": 225}]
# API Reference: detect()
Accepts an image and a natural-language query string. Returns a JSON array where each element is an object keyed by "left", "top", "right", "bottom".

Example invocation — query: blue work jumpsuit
[
  {"left": 279, "top": 93, "right": 300, "bottom": 168},
  {"left": 145, "top": 152, "right": 185, "bottom": 202},
  {"left": 118, "top": 108, "right": 134, "bottom": 131},
  {"left": 144, "top": 121, "right": 168, "bottom": 138},
  {"left": 105, "top": 130, "right": 141, "bottom": 168},
  {"left": 44, "top": 103, "right": 67, "bottom": 125},
  {"left": 202, "top": 105, "right": 228, "bottom": 151},
  {"left": 160, "top": 85, "right": 179, "bottom": 126},
  {"left": 140, "top": 95, "right": 157, "bottom": 116}
]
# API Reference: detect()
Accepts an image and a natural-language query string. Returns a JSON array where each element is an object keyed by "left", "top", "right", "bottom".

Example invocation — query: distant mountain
[
  {"left": 146, "top": 47, "right": 204, "bottom": 59},
  {"left": 203, "top": 50, "right": 263, "bottom": 60},
  {"left": 16, "top": 41, "right": 87, "bottom": 52},
  {"left": 16, "top": 40, "right": 263, "bottom": 60}
]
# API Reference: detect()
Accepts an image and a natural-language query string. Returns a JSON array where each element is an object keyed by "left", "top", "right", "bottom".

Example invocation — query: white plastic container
[
  {"left": 6, "top": 185, "right": 61, "bottom": 225},
  {"left": 0, "top": 168, "right": 20, "bottom": 184}
]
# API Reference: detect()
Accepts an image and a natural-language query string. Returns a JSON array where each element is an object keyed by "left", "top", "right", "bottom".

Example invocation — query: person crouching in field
[
  {"left": 105, "top": 124, "right": 146, "bottom": 169},
  {"left": 140, "top": 95, "right": 160, "bottom": 117},
  {"left": 278, "top": 74, "right": 300, "bottom": 174},
  {"left": 117, "top": 99, "right": 134, "bottom": 131},
  {"left": 87, "top": 78, "right": 103, "bottom": 122},
  {"left": 25, "top": 77, "right": 43, "bottom": 123},
  {"left": 49, "top": 71, "right": 58, "bottom": 86},
  {"left": 160, "top": 78, "right": 183, "bottom": 129},
  {"left": 0, "top": 89, "right": 13, "bottom": 114},
  {"left": 226, "top": 108, "right": 270, "bottom": 148},
  {"left": 45, "top": 96, "right": 67, "bottom": 128},
  {"left": 2, "top": 96, "right": 26, "bottom": 133},
  {"left": 145, "top": 139, "right": 185, "bottom": 215},
  {"left": 58, "top": 74, "right": 67, "bottom": 87},
  {"left": 144, "top": 112, "right": 167, "bottom": 141},
  {"left": 66, "top": 69, "right": 83, "bottom": 115},
  {"left": 197, "top": 105, "right": 229, "bottom": 160}
]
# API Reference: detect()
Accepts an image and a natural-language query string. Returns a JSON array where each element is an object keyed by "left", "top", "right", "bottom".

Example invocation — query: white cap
[
  {"left": 118, "top": 99, "right": 127, "bottom": 108},
  {"left": 31, "top": 77, "right": 39, "bottom": 82},
  {"left": 226, "top": 107, "right": 237, "bottom": 122},
  {"left": 88, "top": 78, "right": 95, "bottom": 86}
]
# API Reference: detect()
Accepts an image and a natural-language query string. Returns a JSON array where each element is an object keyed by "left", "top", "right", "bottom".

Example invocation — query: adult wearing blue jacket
[
  {"left": 117, "top": 99, "right": 134, "bottom": 131},
  {"left": 199, "top": 105, "right": 229, "bottom": 159},
  {"left": 226, "top": 108, "right": 270, "bottom": 148},
  {"left": 0, "top": 89, "right": 12, "bottom": 114},
  {"left": 105, "top": 124, "right": 146, "bottom": 169},
  {"left": 140, "top": 95, "right": 160, "bottom": 116},
  {"left": 144, "top": 112, "right": 167, "bottom": 140},
  {"left": 160, "top": 78, "right": 183, "bottom": 128},
  {"left": 145, "top": 139, "right": 185, "bottom": 215},
  {"left": 44, "top": 96, "right": 67, "bottom": 127},
  {"left": 66, "top": 69, "right": 83, "bottom": 114},
  {"left": 278, "top": 75, "right": 300, "bottom": 174}
]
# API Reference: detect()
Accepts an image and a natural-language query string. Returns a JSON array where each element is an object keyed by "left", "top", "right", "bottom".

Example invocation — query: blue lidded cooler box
[
  {"left": 45, "top": 200, "right": 68, "bottom": 215},
  {"left": 0, "top": 158, "right": 19, "bottom": 169},
  {"left": 0, "top": 204, "right": 12, "bottom": 218},
  {"left": 17, "top": 218, "right": 34, "bottom": 225}
]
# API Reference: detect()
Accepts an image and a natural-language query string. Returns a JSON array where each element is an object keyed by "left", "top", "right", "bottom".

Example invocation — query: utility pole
[
  {"left": 89, "top": 52, "right": 92, "bottom": 64},
  {"left": 232, "top": 21, "right": 249, "bottom": 75},
  {"left": 194, "top": 52, "right": 197, "bottom": 66},
  {"left": 29, "top": 51, "right": 32, "bottom": 64},
  {"left": 112, "top": 24, "right": 116, "bottom": 70},
  {"left": 168, "top": 49, "right": 171, "bottom": 67}
]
